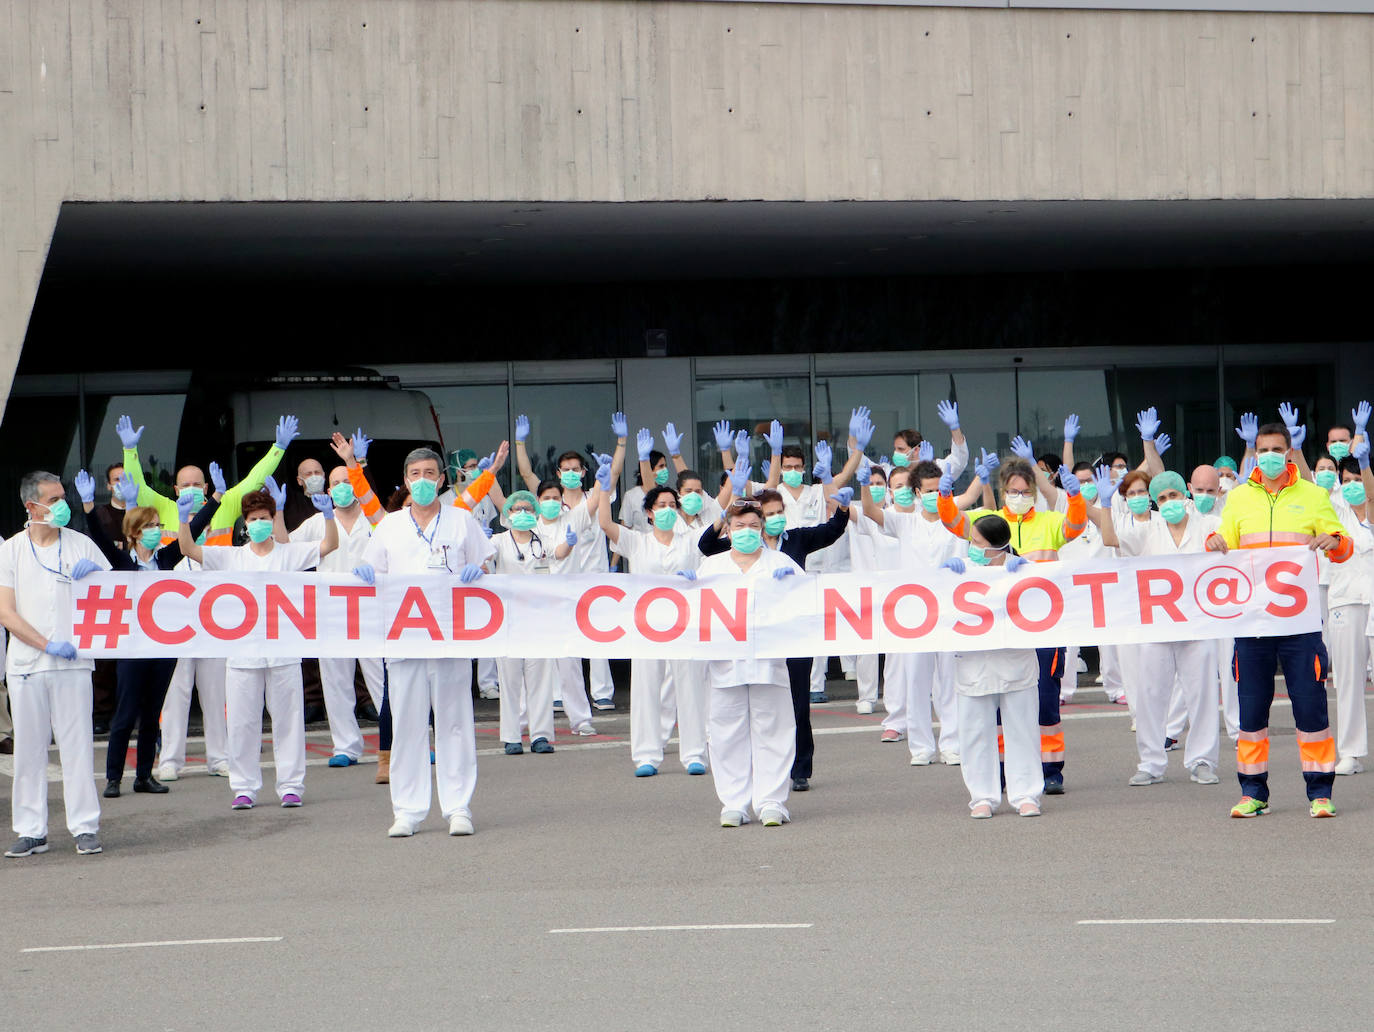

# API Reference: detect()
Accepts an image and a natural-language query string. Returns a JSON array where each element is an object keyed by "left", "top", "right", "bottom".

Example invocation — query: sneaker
[
  {"left": 791, "top": 777, "right": 809, "bottom": 792},
  {"left": 1128, "top": 771, "right": 1164, "bottom": 787},
  {"left": 686, "top": 762, "right": 707, "bottom": 776},
  {"left": 478, "top": 687, "right": 501, "bottom": 700},
  {"left": 1230, "top": 796, "right": 1269, "bottom": 818},
  {"left": 531, "top": 738, "right": 555, "bottom": 754},
  {"left": 880, "top": 729, "right": 904, "bottom": 744},
  {"left": 1059, "top": 693, "right": 1073, "bottom": 705},
  {"left": 1017, "top": 800, "right": 1042, "bottom": 817},
  {"left": 1044, "top": 773, "right": 1065, "bottom": 795},
  {"left": 156, "top": 763, "right": 178, "bottom": 782},
  {"left": 553, "top": 699, "right": 565, "bottom": 713},
  {"left": 74, "top": 833, "right": 103, "bottom": 855},
  {"left": 281, "top": 794, "right": 302, "bottom": 808},
  {"left": 574, "top": 722, "right": 596, "bottom": 737},
  {"left": 388, "top": 818, "right": 416, "bottom": 838},
  {"left": 855, "top": 701, "right": 874, "bottom": 715},
  {"left": 327, "top": 754, "right": 356, "bottom": 768},
  {"left": 208, "top": 761, "right": 230, "bottom": 777},
  {"left": 592, "top": 698, "right": 615, "bottom": 711},
  {"left": 969, "top": 802, "right": 994, "bottom": 819},
  {"left": 449, "top": 814, "right": 475, "bottom": 836},
  {"left": 231, "top": 795, "right": 254, "bottom": 810},
  {"left": 720, "top": 810, "right": 746, "bottom": 828},
  {"left": 809, "top": 691, "right": 829, "bottom": 704},
  {"left": 4, "top": 836, "right": 48, "bottom": 858},
  {"left": 1335, "top": 756, "right": 1364, "bottom": 776},
  {"left": 940, "top": 751, "right": 961, "bottom": 766},
  {"left": 1164, "top": 737, "right": 1180, "bottom": 752},
  {"left": 1108, "top": 695, "right": 1127, "bottom": 705},
  {"left": 503, "top": 742, "right": 524, "bottom": 755},
  {"left": 1190, "top": 762, "right": 1220, "bottom": 785},
  {"left": 759, "top": 807, "right": 788, "bottom": 827},
  {"left": 1310, "top": 798, "right": 1336, "bottom": 818},
  {"left": 634, "top": 764, "right": 658, "bottom": 777},
  {"left": 909, "top": 751, "right": 935, "bottom": 766}
]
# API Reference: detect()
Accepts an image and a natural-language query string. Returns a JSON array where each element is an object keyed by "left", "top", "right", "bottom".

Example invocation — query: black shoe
[
  {"left": 302, "top": 704, "right": 326, "bottom": 724},
  {"left": 0, "top": 737, "right": 12, "bottom": 755},
  {"left": 103, "top": 780, "right": 121, "bottom": 798},
  {"left": 1044, "top": 773, "right": 1065, "bottom": 795},
  {"left": 358, "top": 702, "right": 379, "bottom": 721},
  {"left": 93, "top": 720, "right": 110, "bottom": 736},
  {"left": 133, "top": 777, "right": 169, "bottom": 794},
  {"left": 791, "top": 777, "right": 810, "bottom": 792}
]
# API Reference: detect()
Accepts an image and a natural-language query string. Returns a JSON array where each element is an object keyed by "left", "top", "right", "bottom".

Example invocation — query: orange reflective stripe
[
  {"left": 203, "top": 528, "right": 233, "bottom": 547},
  {"left": 1040, "top": 725, "right": 1065, "bottom": 761},
  {"left": 1297, "top": 730, "right": 1337, "bottom": 772},
  {"left": 1237, "top": 532, "right": 1311, "bottom": 547},
  {"left": 1022, "top": 549, "right": 1059, "bottom": 562},
  {"left": 347, "top": 466, "right": 381, "bottom": 522},
  {"left": 938, "top": 493, "right": 969, "bottom": 539},
  {"left": 1050, "top": 651, "right": 1059, "bottom": 677},
  {"left": 1236, "top": 731, "right": 1269, "bottom": 774}
]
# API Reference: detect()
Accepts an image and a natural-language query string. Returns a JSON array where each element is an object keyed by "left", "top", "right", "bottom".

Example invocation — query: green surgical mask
[
  {"left": 868, "top": 485, "right": 887, "bottom": 504},
  {"left": 781, "top": 470, "right": 804, "bottom": 488},
  {"left": 1343, "top": 481, "right": 1367, "bottom": 507},
  {"left": 1159, "top": 499, "right": 1187, "bottom": 524},
  {"left": 1316, "top": 470, "right": 1338, "bottom": 492},
  {"left": 330, "top": 483, "right": 356, "bottom": 508},
  {"left": 538, "top": 499, "right": 563, "bottom": 520},
  {"left": 178, "top": 487, "right": 205, "bottom": 512},
  {"left": 139, "top": 526, "right": 163, "bottom": 550},
  {"left": 1255, "top": 452, "right": 1288, "bottom": 480},
  {"left": 1080, "top": 481, "right": 1098, "bottom": 502},
  {"left": 1329, "top": 442, "right": 1351, "bottom": 461},
  {"left": 967, "top": 544, "right": 990, "bottom": 566},
  {"left": 409, "top": 478, "right": 439, "bottom": 506},
  {"left": 654, "top": 468, "right": 670, "bottom": 486},
  {"left": 920, "top": 492, "right": 939, "bottom": 513},
  {"left": 652, "top": 508, "right": 679, "bottom": 531},
  {"left": 1193, "top": 493, "right": 1216, "bottom": 514},
  {"left": 246, "top": 519, "right": 274, "bottom": 544},
  {"left": 680, "top": 492, "right": 704, "bottom": 516},
  {"left": 510, "top": 510, "right": 538, "bottom": 531},
  {"left": 893, "top": 487, "right": 915, "bottom": 508},
  {"left": 890, "top": 451, "right": 910, "bottom": 468},
  {"left": 560, "top": 470, "right": 584, "bottom": 490},
  {"left": 1127, "top": 495, "right": 1151, "bottom": 515},
  {"left": 731, "top": 528, "right": 762, "bottom": 554},
  {"left": 764, "top": 514, "right": 787, "bottom": 537},
  {"left": 40, "top": 498, "right": 72, "bottom": 528}
]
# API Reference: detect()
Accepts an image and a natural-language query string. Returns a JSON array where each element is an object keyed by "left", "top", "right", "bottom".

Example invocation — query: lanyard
[
  {"left": 27, "top": 529, "right": 65, "bottom": 579},
  {"left": 409, "top": 507, "right": 440, "bottom": 547}
]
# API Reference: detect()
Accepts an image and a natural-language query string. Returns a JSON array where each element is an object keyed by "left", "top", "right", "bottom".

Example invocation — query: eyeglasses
[{"left": 727, "top": 502, "right": 763, "bottom": 519}]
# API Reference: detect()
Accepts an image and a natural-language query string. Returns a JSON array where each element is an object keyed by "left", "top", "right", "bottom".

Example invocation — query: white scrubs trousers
[
  {"left": 630, "top": 658, "right": 707, "bottom": 770},
  {"left": 556, "top": 657, "right": 595, "bottom": 728},
  {"left": 387, "top": 657, "right": 477, "bottom": 825},
  {"left": 9, "top": 670, "right": 100, "bottom": 840},
  {"left": 477, "top": 656, "right": 500, "bottom": 692},
  {"left": 319, "top": 655, "right": 385, "bottom": 761},
  {"left": 589, "top": 656, "right": 615, "bottom": 703},
  {"left": 855, "top": 653, "right": 880, "bottom": 706},
  {"left": 498, "top": 657, "right": 557, "bottom": 745},
  {"left": 1328, "top": 604, "right": 1370, "bottom": 761},
  {"left": 225, "top": 663, "right": 306, "bottom": 804},
  {"left": 956, "top": 687, "right": 1043, "bottom": 810},
  {"left": 881, "top": 652, "right": 958, "bottom": 758},
  {"left": 1099, "top": 644, "right": 1126, "bottom": 703},
  {"left": 708, "top": 683, "right": 795, "bottom": 820},
  {"left": 1131, "top": 640, "right": 1218, "bottom": 777},
  {"left": 158, "top": 657, "right": 228, "bottom": 774}
]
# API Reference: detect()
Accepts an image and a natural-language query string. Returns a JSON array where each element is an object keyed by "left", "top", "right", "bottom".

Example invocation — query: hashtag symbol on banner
[{"left": 74, "top": 584, "right": 134, "bottom": 650}]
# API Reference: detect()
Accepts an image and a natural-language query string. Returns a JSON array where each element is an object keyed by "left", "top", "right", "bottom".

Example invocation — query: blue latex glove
[
  {"left": 1058, "top": 465, "right": 1081, "bottom": 496},
  {"left": 352, "top": 427, "right": 372, "bottom": 461},
  {"left": 176, "top": 490, "right": 197, "bottom": 524},
  {"left": 264, "top": 475, "right": 287, "bottom": 510},
  {"left": 482, "top": 524, "right": 494, "bottom": 539},
  {"left": 662, "top": 422, "right": 684, "bottom": 457},
  {"left": 353, "top": 563, "right": 376, "bottom": 586},
  {"left": 975, "top": 459, "right": 991, "bottom": 484},
  {"left": 1005, "top": 555, "right": 1028, "bottom": 573},
  {"left": 274, "top": 415, "right": 300, "bottom": 451},
  {"left": 1063, "top": 413, "right": 1080, "bottom": 442},
  {"left": 712, "top": 420, "right": 733, "bottom": 452},
  {"left": 729, "top": 456, "right": 750, "bottom": 496},
  {"left": 938, "top": 470, "right": 954, "bottom": 496},
  {"left": 1236, "top": 412, "right": 1258, "bottom": 447},
  {"left": 1155, "top": 432, "right": 1173, "bottom": 456},
  {"left": 1240, "top": 455, "right": 1257, "bottom": 479},
  {"left": 115, "top": 414, "right": 143, "bottom": 450},
  {"left": 733, "top": 429, "right": 750, "bottom": 457},
  {"left": 917, "top": 441, "right": 934, "bottom": 463},
  {"left": 74, "top": 470, "right": 96, "bottom": 505},
  {"left": 515, "top": 414, "right": 530, "bottom": 442},
  {"left": 941, "top": 557, "right": 965, "bottom": 575},
  {"left": 857, "top": 456, "right": 872, "bottom": 485},
  {"left": 611, "top": 411, "right": 628, "bottom": 439},
  {"left": 458, "top": 563, "right": 484, "bottom": 584},
  {"left": 676, "top": 569, "right": 698, "bottom": 582},
  {"left": 848, "top": 406, "right": 871, "bottom": 440},
  {"left": 595, "top": 457, "right": 614, "bottom": 491},
  {"left": 1010, "top": 436, "right": 1034, "bottom": 462},
  {"left": 209, "top": 461, "right": 227, "bottom": 496},
  {"left": 1289, "top": 425, "right": 1306, "bottom": 450},
  {"left": 1278, "top": 401, "right": 1300, "bottom": 430},
  {"left": 984, "top": 449, "right": 1001, "bottom": 473},
  {"left": 832, "top": 487, "right": 854, "bottom": 508},
  {"left": 591, "top": 451, "right": 612, "bottom": 470},
  {"left": 813, "top": 439, "right": 833, "bottom": 484},
  {"left": 565, "top": 526, "right": 578, "bottom": 547},
  {"left": 1135, "top": 407, "right": 1160, "bottom": 442},
  {"left": 311, "top": 493, "right": 334, "bottom": 519},
  {"left": 772, "top": 567, "right": 796, "bottom": 581},
  {"left": 936, "top": 399, "right": 960, "bottom": 431},
  {"left": 635, "top": 428, "right": 654, "bottom": 463},
  {"left": 478, "top": 452, "right": 495, "bottom": 472},
  {"left": 45, "top": 640, "right": 77, "bottom": 660},
  {"left": 766, "top": 419, "right": 784, "bottom": 455},
  {"left": 1353, "top": 401, "right": 1371, "bottom": 437},
  {"left": 853, "top": 412, "right": 875, "bottom": 451},
  {"left": 761, "top": 459, "right": 772, "bottom": 481},
  {"left": 812, "top": 459, "right": 831, "bottom": 485},
  {"left": 877, "top": 454, "right": 889, "bottom": 467},
  {"left": 116, "top": 472, "right": 140, "bottom": 507},
  {"left": 1353, "top": 437, "right": 1371, "bottom": 471},
  {"left": 71, "top": 558, "right": 101, "bottom": 580},
  {"left": 1092, "top": 465, "right": 1116, "bottom": 505}
]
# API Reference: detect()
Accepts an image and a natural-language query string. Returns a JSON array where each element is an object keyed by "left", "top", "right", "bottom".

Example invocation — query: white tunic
[
  {"left": 1114, "top": 511, "right": 1219, "bottom": 558},
  {"left": 291, "top": 509, "right": 374, "bottom": 572},
  {"left": 362, "top": 505, "right": 495, "bottom": 577},
  {"left": 0, "top": 528, "right": 111, "bottom": 675},
  {"left": 611, "top": 526, "right": 701, "bottom": 576},
  {"left": 199, "top": 541, "right": 328, "bottom": 669},
  {"left": 952, "top": 647, "right": 1040, "bottom": 698},
  {"left": 880, "top": 508, "right": 965, "bottom": 569},
  {"left": 695, "top": 547, "right": 801, "bottom": 690},
  {"left": 1326, "top": 500, "right": 1374, "bottom": 608},
  {"left": 488, "top": 530, "right": 558, "bottom": 575}
]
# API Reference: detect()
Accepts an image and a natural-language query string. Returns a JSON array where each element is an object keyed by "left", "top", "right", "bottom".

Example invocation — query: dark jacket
[
  {"left": 86, "top": 498, "right": 220, "bottom": 572},
  {"left": 698, "top": 505, "right": 849, "bottom": 564}
]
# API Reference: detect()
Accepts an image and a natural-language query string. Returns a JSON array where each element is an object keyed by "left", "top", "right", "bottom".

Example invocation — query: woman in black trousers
[{"left": 78, "top": 471, "right": 219, "bottom": 797}]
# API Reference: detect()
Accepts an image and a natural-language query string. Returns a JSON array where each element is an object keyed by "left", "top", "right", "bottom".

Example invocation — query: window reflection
[
  {"left": 512, "top": 382, "right": 619, "bottom": 488},
  {"left": 694, "top": 377, "right": 811, "bottom": 488}
]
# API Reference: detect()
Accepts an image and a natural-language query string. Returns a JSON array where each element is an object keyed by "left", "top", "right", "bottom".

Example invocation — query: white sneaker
[
  {"left": 208, "top": 761, "right": 230, "bottom": 777},
  {"left": 448, "top": 814, "right": 475, "bottom": 836},
  {"left": 156, "top": 763, "right": 178, "bottom": 782},
  {"left": 909, "top": 751, "right": 935, "bottom": 766},
  {"left": 387, "top": 819, "right": 416, "bottom": 838},
  {"left": 855, "top": 701, "right": 874, "bottom": 715},
  {"left": 574, "top": 722, "right": 597, "bottom": 737},
  {"left": 720, "top": 810, "right": 746, "bottom": 828},
  {"left": 1128, "top": 770, "right": 1164, "bottom": 786},
  {"left": 759, "top": 807, "right": 788, "bottom": 827},
  {"left": 478, "top": 687, "right": 500, "bottom": 700},
  {"left": 940, "top": 751, "right": 961, "bottom": 766},
  {"left": 1189, "top": 762, "right": 1220, "bottom": 785},
  {"left": 1335, "top": 756, "right": 1364, "bottom": 776}
]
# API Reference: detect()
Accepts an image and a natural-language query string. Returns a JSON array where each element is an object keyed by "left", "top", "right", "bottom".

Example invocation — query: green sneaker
[
  {"left": 1230, "top": 796, "right": 1269, "bottom": 818},
  {"left": 1310, "top": 798, "right": 1336, "bottom": 818}
]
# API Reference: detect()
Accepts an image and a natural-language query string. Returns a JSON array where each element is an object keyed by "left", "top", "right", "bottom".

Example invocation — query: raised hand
[
  {"left": 813, "top": 440, "right": 833, "bottom": 484},
  {"left": 853, "top": 411, "right": 875, "bottom": 450},
  {"left": 766, "top": 419, "right": 784, "bottom": 455},
  {"left": 595, "top": 456, "right": 614, "bottom": 491},
  {"left": 857, "top": 456, "right": 872, "bottom": 485},
  {"left": 515, "top": 414, "right": 530, "bottom": 443},
  {"left": 74, "top": 470, "right": 96, "bottom": 506},
  {"left": 729, "top": 455, "right": 750, "bottom": 496},
  {"left": 848, "top": 406, "right": 872, "bottom": 440},
  {"left": 936, "top": 399, "right": 960, "bottom": 431},
  {"left": 975, "top": 458, "right": 991, "bottom": 484},
  {"left": 1092, "top": 465, "right": 1116, "bottom": 505},
  {"left": 458, "top": 563, "right": 484, "bottom": 584},
  {"left": 1064, "top": 413, "right": 1080, "bottom": 442},
  {"left": 611, "top": 411, "right": 628, "bottom": 439},
  {"left": 274, "top": 415, "right": 300, "bottom": 451},
  {"left": 1353, "top": 437, "right": 1370, "bottom": 470},
  {"left": 941, "top": 557, "right": 965, "bottom": 575},
  {"left": 1155, "top": 433, "right": 1172, "bottom": 457},
  {"left": 636, "top": 428, "right": 654, "bottom": 463},
  {"left": 1058, "top": 465, "right": 1081, "bottom": 496},
  {"left": 832, "top": 487, "right": 854, "bottom": 508},
  {"left": 1135, "top": 407, "right": 1160, "bottom": 442},
  {"left": 733, "top": 429, "right": 750, "bottom": 458},
  {"left": 264, "top": 475, "right": 287, "bottom": 510},
  {"left": 761, "top": 458, "right": 772, "bottom": 481},
  {"left": 1010, "top": 436, "right": 1035, "bottom": 462},
  {"left": 938, "top": 470, "right": 954, "bottom": 496},
  {"left": 1353, "top": 401, "right": 1371, "bottom": 437},
  {"left": 1278, "top": 401, "right": 1300, "bottom": 429},
  {"left": 70, "top": 558, "right": 101, "bottom": 580},
  {"left": 478, "top": 452, "right": 495, "bottom": 472},
  {"left": 662, "top": 422, "right": 684, "bottom": 457},
  {"left": 917, "top": 441, "right": 934, "bottom": 463},
  {"left": 353, "top": 563, "right": 376, "bottom": 586},
  {"left": 117, "top": 472, "right": 140, "bottom": 507},
  {"left": 713, "top": 419, "right": 733, "bottom": 452},
  {"left": 1236, "top": 412, "right": 1258, "bottom": 447},
  {"left": 311, "top": 493, "right": 334, "bottom": 519},
  {"left": 351, "top": 427, "right": 372, "bottom": 461},
  {"left": 176, "top": 490, "right": 197, "bottom": 524},
  {"left": 115, "top": 414, "right": 144, "bottom": 450},
  {"left": 1290, "top": 425, "right": 1306, "bottom": 450},
  {"left": 209, "top": 461, "right": 227, "bottom": 496},
  {"left": 565, "top": 526, "right": 578, "bottom": 547}
]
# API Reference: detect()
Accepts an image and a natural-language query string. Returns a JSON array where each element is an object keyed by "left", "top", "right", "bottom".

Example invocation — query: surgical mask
[
  {"left": 1343, "top": 481, "right": 1367, "bottom": 507},
  {"left": 868, "top": 486, "right": 887, "bottom": 504},
  {"left": 139, "top": 526, "right": 163, "bottom": 550},
  {"left": 1219, "top": 477, "right": 1236, "bottom": 494},
  {"left": 1192, "top": 492, "right": 1217, "bottom": 514},
  {"left": 560, "top": 470, "right": 584, "bottom": 490},
  {"left": 1006, "top": 494, "right": 1033, "bottom": 516},
  {"left": 968, "top": 544, "right": 1005, "bottom": 566},
  {"left": 36, "top": 498, "right": 71, "bottom": 528},
  {"left": 764, "top": 514, "right": 787, "bottom": 538},
  {"left": 893, "top": 487, "right": 915, "bottom": 508},
  {"left": 330, "top": 483, "right": 356, "bottom": 508},
  {"left": 920, "top": 492, "right": 939, "bottom": 513},
  {"left": 731, "top": 528, "right": 762, "bottom": 554},
  {"left": 408, "top": 477, "right": 439, "bottom": 506},
  {"left": 1329, "top": 442, "right": 1352, "bottom": 461},
  {"left": 1110, "top": 467, "right": 1127, "bottom": 483},
  {"left": 178, "top": 487, "right": 206, "bottom": 512},
  {"left": 1080, "top": 481, "right": 1098, "bottom": 502},
  {"left": 463, "top": 467, "right": 481, "bottom": 483},
  {"left": 304, "top": 474, "right": 325, "bottom": 495},
  {"left": 890, "top": 451, "right": 911, "bottom": 468},
  {"left": 680, "top": 492, "right": 704, "bottom": 516},
  {"left": 1255, "top": 452, "right": 1288, "bottom": 480},
  {"left": 538, "top": 499, "right": 563, "bottom": 520},
  {"left": 652, "top": 508, "right": 679, "bottom": 531},
  {"left": 781, "top": 470, "right": 804, "bottom": 488},
  {"left": 1126, "top": 494, "right": 1151, "bottom": 516},
  {"left": 246, "top": 519, "right": 274, "bottom": 544},
  {"left": 1159, "top": 500, "right": 1187, "bottom": 524},
  {"left": 509, "top": 510, "right": 537, "bottom": 531},
  {"left": 654, "top": 468, "right": 670, "bottom": 486},
  {"left": 1315, "top": 470, "right": 1338, "bottom": 492}
]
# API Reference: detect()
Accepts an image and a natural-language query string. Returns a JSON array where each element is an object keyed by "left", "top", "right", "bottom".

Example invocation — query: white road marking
[
  {"left": 22, "top": 936, "right": 284, "bottom": 954},
  {"left": 1077, "top": 919, "right": 1333, "bottom": 926},
  {"left": 549, "top": 923, "right": 812, "bottom": 934}
]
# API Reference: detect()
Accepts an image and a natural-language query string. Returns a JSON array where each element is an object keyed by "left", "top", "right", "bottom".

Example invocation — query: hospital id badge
[
  {"left": 532, "top": 558, "right": 552, "bottom": 575},
  {"left": 427, "top": 545, "right": 451, "bottom": 571}
]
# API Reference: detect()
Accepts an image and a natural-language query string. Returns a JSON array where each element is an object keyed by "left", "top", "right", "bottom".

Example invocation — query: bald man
[{"left": 285, "top": 457, "right": 328, "bottom": 533}]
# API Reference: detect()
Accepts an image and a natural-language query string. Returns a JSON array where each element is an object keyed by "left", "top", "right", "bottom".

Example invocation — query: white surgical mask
[
  {"left": 304, "top": 474, "right": 326, "bottom": 494},
  {"left": 1005, "top": 493, "right": 1033, "bottom": 516}
]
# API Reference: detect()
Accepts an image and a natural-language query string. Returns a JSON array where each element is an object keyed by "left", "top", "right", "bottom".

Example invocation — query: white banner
[{"left": 70, "top": 550, "right": 1319, "bottom": 660}]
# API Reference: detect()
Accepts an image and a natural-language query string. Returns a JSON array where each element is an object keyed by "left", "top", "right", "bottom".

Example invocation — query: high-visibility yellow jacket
[
  {"left": 1209, "top": 462, "right": 1352, "bottom": 562},
  {"left": 124, "top": 444, "right": 284, "bottom": 547},
  {"left": 937, "top": 492, "right": 1087, "bottom": 562}
]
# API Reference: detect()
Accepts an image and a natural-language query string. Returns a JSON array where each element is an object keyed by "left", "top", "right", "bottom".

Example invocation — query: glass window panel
[
  {"left": 919, "top": 371, "right": 1015, "bottom": 482},
  {"left": 1222, "top": 362, "right": 1336, "bottom": 466},
  {"left": 1016, "top": 369, "right": 1115, "bottom": 471},
  {"left": 1111, "top": 365, "right": 1222, "bottom": 475},
  {"left": 512, "top": 382, "right": 619, "bottom": 490},
  {"left": 424, "top": 385, "right": 512, "bottom": 492},
  {"left": 693, "top": 377, "right": 811, "bottom": 490},
  {"left": 74, "top": 394, "right": 189, "bottom": 503},
  {"left": 0, "top": 395, "right": 81, "bottom": 533},
  {"left": 814, "top": 373, "right": 917, "bottom": 460}
]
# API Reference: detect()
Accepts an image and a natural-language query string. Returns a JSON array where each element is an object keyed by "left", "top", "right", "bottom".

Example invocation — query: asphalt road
[{"left": 4, "top": 681, "right": 1373, "bottom": 1031}]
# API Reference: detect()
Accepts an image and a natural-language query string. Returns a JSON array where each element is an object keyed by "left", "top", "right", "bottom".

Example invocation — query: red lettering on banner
[
  {"left": 199, "top": 584, "right": 259, "bottom": 641},
  {"left": 882, "top": 584, "right": 938, "bottom": 639},
  {"left": 700, "top": 588, "right": 748, "bottom": 643},
  {"left": 634, "top": 588, "right": 690, "bottom": 643},
  {"left": 452, "top": 587, "right": 503, "bottom": 640},
  {"left": 1136, "top": 568, "right": 1186, "bottom": 624},
  {"left": 1006, "top": 578, "right": 1064, "bottom": 633},
  {"left": 1071, "top": 571, "right": 1118, "bottom": 628},
  {"left": 575, "top": 585, "right": 626, "bottom": 643},
  {"left": 387, "top": 586, "right": 442, "bottom": 640},
  {"left": 952, "top": 582, "right": 994, "bottom": 636},
  {"left": 1264, "top": 560, "right": 1307, "bottom": 617},
  {"left": 329, "top": 585, "right": 375, "bottom": 640},
  {"left": 266, "top": 584, "right": 317, "bottom": 640},
  {"left": 137, "top": 579, "right": 195, "bottom": 645},
  {"left": 824, "top": 587, "right": 872, "bottom": 642}
]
